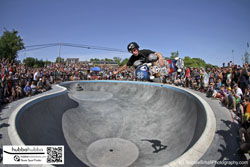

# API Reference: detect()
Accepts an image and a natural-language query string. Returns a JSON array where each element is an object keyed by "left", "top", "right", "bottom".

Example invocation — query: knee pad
[{"left": 148, "top": 53, "right": 158, "bottom": 62}]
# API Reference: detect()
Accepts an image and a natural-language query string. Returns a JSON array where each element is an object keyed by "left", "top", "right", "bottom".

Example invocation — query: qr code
[{"left": 47, "top": 147, "right": 63, "bottom": 163}]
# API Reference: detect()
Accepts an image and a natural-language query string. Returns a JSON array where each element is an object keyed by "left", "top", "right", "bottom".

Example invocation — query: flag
[{"left": 247, "top": 42, "right": 249, "bottom": 48}]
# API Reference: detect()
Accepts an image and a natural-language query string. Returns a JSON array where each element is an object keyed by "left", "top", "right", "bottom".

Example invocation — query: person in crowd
[
  {"left": 234, "top": 83, "right": 243, "bottom": 100},
  {"left": 239, "top": 127, "right": 250, "bottom": 154},
  {"left": 37, "top": 78, "right": 46, "bottom": 93},
  {"left": 15, "top": 82, "right": 23, "bottom": 99},
  {"left": 23, "top": 81, "right": 32, "bottom": 97},
  {"left": 240, "top": 63, "right": 250, "bottom": 95},
  {"left": 42, "top": 77, "right": 51, "bottom": 91},
  {"left": 33, "top": 69, "right": 40, "bottom": 84},
  {"left": 30, "top": 80, "right": 38, "bottom": 95}
]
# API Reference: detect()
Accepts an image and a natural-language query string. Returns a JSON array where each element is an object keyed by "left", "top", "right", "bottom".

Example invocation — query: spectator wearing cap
[
  {"left": 223, "top": 86, "right": 234, "bottom": 109},
  {"left": 37, "top": 78, "right": 46, "bottom": 93}
]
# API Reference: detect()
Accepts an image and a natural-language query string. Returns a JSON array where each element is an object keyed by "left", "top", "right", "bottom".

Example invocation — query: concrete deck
[{"left": 0, "top": 80, "right": 243, "bottom": 167}]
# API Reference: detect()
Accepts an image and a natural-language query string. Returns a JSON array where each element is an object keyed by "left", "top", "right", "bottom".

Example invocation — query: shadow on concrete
[
  {"left": 0, "top": 104, "right": 9, "bottom": 111},
  {"left": 0, "top": 123, "right": 9, "bottom": 129},
  {"left": 16, "top": 93, "right": 88, "bottom": 167},
  {"left": 0, "top": 117, "right": 8, "bottom": 121},
  {"left": 215, "top": 119, "right": 243, "bottom": 167},
  {"left": 141, "top": 139, "right": 167, "bottom": 153}
]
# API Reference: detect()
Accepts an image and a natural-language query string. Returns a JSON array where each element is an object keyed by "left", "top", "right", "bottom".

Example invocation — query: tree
[
  {"left": 23, "top": 57, "right": 45, "bottom": 68},
  {"left": 183, "top": 56, "right": 206, "bottom": 68},
  {"left": 44, "top": 60, "right": 52, "bottom": 66},
  {"left": 170, "top": 51, "right": 179, "bottom": 59},
  {"left": 0, "top": 29, "right": 24, "bottom": 61},
  {"left": 183, "top": 56, "right": 193, "bottom": 67},
  {"left": 35, "top": 59, "right": 45, "bottom": 67},
  {"left": 23, "top": 57, "right": 36, "bottom": 67},
  {"left": 56, "top": 56, "right": 64, "bottom": 63},
  {"left": 90, "top": 58, "right": 100, "bottom": 62},
  {"left": 120, "top": 58, "right": 129, "bottom": 66},
  {"left": 104, "top": 58, "right": 113, "bottom": 62},
  {"left": 113, "top": 57, "right": 122, "bottom": 66},
  {"left": 192, "top": 58, "right": 206, "bottom": 68}
]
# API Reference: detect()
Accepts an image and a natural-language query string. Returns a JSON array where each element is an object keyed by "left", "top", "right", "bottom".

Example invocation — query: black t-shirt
[
  {"left": 241, "top": 68, "right": 249, "bottom": 84},
  {"left": 222, "top": 71, "right": 227, "bottom": 84},
  {"left": 126, "top": 49, "right": 155, "bottom": 67}
]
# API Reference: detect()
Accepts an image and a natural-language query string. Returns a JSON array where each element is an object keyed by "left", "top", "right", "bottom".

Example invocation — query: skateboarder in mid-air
[
  {"left": 141, "top": 139, "right": 167, "bottom": 153},
  {"left": 113, "top": 42, "right": 165, "bottom": 75}
]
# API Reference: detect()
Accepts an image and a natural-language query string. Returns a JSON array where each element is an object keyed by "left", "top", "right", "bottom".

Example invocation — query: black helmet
[{"left": 127, "top": 42, "right": 139, "bottom": 52}]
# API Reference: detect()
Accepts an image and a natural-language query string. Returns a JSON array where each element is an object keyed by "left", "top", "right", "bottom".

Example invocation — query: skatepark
[{"left": 1, "top": 80, "right": 243, "bottom": 167}]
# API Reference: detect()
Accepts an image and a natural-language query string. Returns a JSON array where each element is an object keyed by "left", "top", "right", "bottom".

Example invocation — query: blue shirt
[{"left": 24, "top": 85, "right": 32, "bottom": 92}]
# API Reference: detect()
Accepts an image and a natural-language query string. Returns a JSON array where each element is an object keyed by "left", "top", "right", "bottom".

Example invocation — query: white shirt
[
  {"left": 33, "top": 72, "right": 40, "bottom": 81},
  {"left": 236, "top": 87, "right": 243, "bottom": 99}
]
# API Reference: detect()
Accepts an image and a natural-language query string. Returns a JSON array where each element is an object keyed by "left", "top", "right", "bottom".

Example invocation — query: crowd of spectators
[
  {"left": 0, "top": 58, "right": 137, "bottom": 106},
  {"left": 166, "top": 62, "right": 250, "bottom": 158},
  {"left": 0, "top": 58, "right": 52, "bottom": 104},
  {"left": 1, "top": 57, "right": 250, "bottom": 159}
]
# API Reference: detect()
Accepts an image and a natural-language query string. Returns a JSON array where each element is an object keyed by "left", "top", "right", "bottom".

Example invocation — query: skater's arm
[
  {"left": 113, "top": 64, "right": 127, "bottom": 75},
  {"left": 155, "top": 52, "right": 164, "bottom": 67}
]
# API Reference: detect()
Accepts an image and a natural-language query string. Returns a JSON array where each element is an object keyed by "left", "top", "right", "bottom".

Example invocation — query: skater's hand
[
  {"left": 155, "top": 52, "right": 165, "bottom": 67},
  {"left": 159, "top": 58, "right": 165, "bottom": 67}
]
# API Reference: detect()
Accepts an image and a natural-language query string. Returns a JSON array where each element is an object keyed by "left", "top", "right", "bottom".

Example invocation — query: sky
[{"left": 0, "top": 0, "right": 250, "bottom": 66}]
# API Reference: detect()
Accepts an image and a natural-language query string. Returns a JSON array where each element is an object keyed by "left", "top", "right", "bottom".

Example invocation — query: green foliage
[
  {"left": 183, "top": 56, "right": 206, "bottom": 68},
  {"left": 183, "top": 56, "right": 192, "bottom": 67},
  {"left": 44, "top": 60, "right": 52, "bottom": 65},
  {"left": 90, "top": 58, "right": 100, "bottom": 62},
  {"left": 0, "top": 29, "right": 25, "bottom": 61},
  {"left": 23, "top": 57, "right": 36, "bottom": 67},
  {"left": 104, "top": 58, "right": 113, "bottom": 62},
  {"left": 56, "top": 56, "right": 64, "bottom": 63},
  {"left": 120, "top": 58, "right": 129, "bottom": 66},
  {"left": 113, "top": 57, "right": 122, "bottom": 66},
  {"left": 33, "top": 64, "right": 39, "bottom": 68},
  {"left": 35, "top": 59, "right": 45, "bottom": 67},
  {"left": 170, "top": 51, "right": 179, "bottom": 59},
  {"left": 23, "top": 57, "right": 45, "bottom": 68}
]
